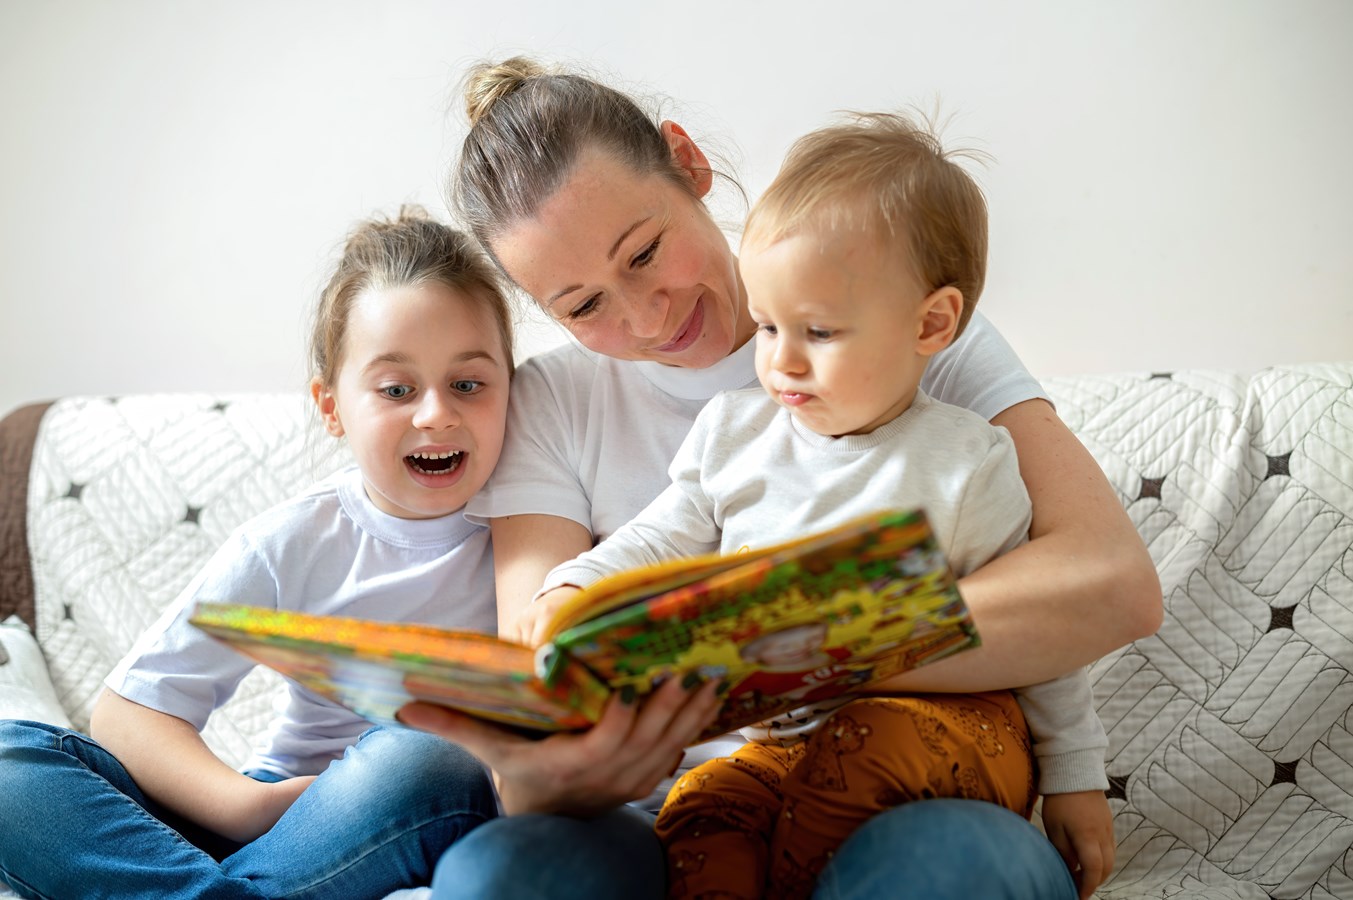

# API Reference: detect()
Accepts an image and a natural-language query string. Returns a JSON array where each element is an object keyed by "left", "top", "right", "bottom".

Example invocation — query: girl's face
[
  {"left": 492, "top": 148, "right": 755, "bottom": 368},
  {"left": 312, "top": 282, "right": 511, "bottom": 520}
]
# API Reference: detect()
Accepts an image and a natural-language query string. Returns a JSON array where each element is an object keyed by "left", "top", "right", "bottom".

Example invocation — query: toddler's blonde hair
[{"left": 745, "top": 112, "right": 989, "bottom": 337}]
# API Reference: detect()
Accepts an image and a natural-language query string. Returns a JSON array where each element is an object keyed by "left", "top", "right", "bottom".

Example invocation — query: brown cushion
[{"left": 0, "top": 402, "right": 53, "bottom": 631}]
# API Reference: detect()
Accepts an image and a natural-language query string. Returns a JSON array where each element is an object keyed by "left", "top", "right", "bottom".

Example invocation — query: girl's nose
[{"left": 412, "top": 389, "right": 461, "bottom": 430}]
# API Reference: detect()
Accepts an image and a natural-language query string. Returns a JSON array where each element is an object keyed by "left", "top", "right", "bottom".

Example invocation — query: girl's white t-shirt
[{"left": 106, "top": 466, "right": 497, "bottom": 777}]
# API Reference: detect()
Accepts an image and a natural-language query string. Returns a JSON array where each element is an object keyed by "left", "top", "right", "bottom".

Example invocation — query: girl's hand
[
  {"left": 398, "top": 675, "right": 721, "bottom": 817},
  {"left": 508, "top": 585, "right": 583, "bottom": 647},
  {"left": 193, "top": 774, "right": 317, "bottom": 843}
]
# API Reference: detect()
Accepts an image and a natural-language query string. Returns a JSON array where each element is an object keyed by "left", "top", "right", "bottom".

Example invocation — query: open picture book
[{"left": 190, "top": 508, "right": 980, "bottom": 741}]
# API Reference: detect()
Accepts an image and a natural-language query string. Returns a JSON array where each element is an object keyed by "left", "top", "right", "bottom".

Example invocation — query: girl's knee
[{"left": 336, "top": 728, "right": 496, "bottom": 813}]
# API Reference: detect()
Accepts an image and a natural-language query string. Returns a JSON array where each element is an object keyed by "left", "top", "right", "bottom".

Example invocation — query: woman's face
[{"left": 492, "top": 149, "right": 752, "bottom": 368}]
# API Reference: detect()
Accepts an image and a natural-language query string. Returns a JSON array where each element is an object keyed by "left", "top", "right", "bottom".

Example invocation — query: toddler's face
[
  {"left": 742, "top": 228, "right": 932, "bottom": 437},
  {"left": 314, "top": 282, "right": 510, "bottom": 519}
]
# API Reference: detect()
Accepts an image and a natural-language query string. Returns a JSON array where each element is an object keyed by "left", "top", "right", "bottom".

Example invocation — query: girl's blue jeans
[
  {"left": 0, "top": 720, "right": 497, "bottom": 899},
  {"left": 429, "top": 797, "right": 1078, "bottom": 900}
]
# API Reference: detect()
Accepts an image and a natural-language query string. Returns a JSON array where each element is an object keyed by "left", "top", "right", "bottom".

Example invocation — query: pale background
[{"left": 2, "top": 0, "right": 1350, "bottom": 418}]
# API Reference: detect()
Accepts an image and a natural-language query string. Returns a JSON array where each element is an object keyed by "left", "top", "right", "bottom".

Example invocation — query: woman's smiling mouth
[{"left": 653, "top": 299, "right": 704, "bottom": 353}]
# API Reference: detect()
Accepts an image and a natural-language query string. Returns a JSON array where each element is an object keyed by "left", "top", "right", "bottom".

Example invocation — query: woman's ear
[
  {"left": 311, "top": 379, "right": 345, "bottom": 437},
  {"left": 916, "top": 287, "right": 964, "bottom": 356},
  {"left": 660, "top": 121, "right": 713, "bottom": 198}
]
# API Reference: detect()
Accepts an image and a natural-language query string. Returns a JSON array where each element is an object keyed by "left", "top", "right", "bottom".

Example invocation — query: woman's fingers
[
  {"left": 396, "top": 702, "right": 529, "bottom": 766},
  {"left": 396, "top": 675, "right": 723, "bottom": 816}
]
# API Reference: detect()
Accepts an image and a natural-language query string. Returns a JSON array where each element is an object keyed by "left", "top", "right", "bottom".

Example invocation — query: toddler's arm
[
  {"left": 91, "top": 688, "right": 314, "bottom": 842},
  {"left": 534, "top": 402, "right": 727, "bottom": 603}
]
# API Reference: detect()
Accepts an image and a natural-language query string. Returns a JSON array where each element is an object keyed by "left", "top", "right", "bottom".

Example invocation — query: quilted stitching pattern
[
  {"left": 1041, "top": 364, "right": 1353, "bottom": 898},
  {"left": 27, "top": 394, "right": 351, "bottom": 765},
  {"left": 20, "top": 365, "right": 1353, "bottom": 897}
]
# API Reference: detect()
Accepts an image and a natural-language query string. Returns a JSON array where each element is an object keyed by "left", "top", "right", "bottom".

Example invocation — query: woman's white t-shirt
[{"left": 466, "top": 311, "right": 1046, "bottom": 540}]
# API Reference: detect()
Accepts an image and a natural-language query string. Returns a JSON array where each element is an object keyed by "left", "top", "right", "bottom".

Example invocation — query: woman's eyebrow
[
  {"left": 544, "top": 216, "right": 654, "bottom": 309},
  {"left": 607, "top": 217, "right": 651, "bottom": 261}
]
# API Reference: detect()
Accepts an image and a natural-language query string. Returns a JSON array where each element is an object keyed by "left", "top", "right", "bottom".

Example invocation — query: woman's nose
[{"left": 626, "top": 289, "right": 669, "bottom": 339}]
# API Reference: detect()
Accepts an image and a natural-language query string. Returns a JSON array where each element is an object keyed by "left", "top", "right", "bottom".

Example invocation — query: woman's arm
[
  {"left": 884, "top": 398, "right": 1162, "bottom": 691},
  {"left": 491, "top": 513, "right": 594, "bottom": 641},
  {"left": 90, "top": 688, "right": 314, "bottom": 842}
]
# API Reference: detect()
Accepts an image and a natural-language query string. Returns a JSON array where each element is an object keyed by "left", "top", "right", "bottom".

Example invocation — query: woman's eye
[
  {"left": 380, "top": 385, "right": 412, "bottom": 400},
  {"left": 452, "top": 380, "right": 483, "bottom": 394},
  {"left": 633, "top": 238, "right": 661, "bottom": 267},
  {"left": 568, "top": 295, "right": 600, "bottom": 321}
]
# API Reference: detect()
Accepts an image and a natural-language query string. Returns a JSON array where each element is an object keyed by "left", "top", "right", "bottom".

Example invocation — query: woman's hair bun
[{"left": 464, "top": 56, "right": 546, "bottom": 126}]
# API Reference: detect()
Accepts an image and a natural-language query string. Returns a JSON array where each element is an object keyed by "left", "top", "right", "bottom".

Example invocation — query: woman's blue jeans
[
  {"left": 0, "top": 720, "right": 497, "bottom": 899},
  {"left": 429, "top": 797, "right": 1077, "bottom": 900}
]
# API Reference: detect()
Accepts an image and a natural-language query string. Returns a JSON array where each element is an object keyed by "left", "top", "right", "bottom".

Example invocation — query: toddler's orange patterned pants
[{"left": 654, "top": 691, "right": 1036, "bottom": 900}]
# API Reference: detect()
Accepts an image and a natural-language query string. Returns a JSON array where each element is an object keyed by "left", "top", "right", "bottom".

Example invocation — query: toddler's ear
[
  {"left": 311, "top": 379, "right": 345, "bottom": 438},
  {"left": 916, "top": 287, "right": 963, "bottom": 355}
]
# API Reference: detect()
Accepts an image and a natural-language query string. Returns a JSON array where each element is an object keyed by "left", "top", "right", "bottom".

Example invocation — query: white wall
[{"left": 2, "top": 0, "right": 1350, "bottom": 418}]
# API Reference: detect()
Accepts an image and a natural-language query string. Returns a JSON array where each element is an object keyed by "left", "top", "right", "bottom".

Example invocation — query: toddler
[
  {"left": 534, "top": 114, "right": 1113, "bottom": 900},
  {"left": 0, "top": 208, "right": 515, "bottom": 899}
]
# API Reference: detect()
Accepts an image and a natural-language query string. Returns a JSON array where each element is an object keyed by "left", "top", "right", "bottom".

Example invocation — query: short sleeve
[
  {"left": 466, "top": 355, "right": 592, "bottom": 530},
  {"left": 922, "top": 311, "right": 1050, "bottom": 420},
  {"left": 104, "top": 531, "right": 280, "bottom": 729}
]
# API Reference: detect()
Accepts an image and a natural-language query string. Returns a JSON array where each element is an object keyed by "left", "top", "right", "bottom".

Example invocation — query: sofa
[{"left": 1, "top": 362, "right": 1350, "bottom": 899}]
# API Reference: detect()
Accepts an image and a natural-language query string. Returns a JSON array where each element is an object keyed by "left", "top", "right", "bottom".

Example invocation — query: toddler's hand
[
  {"left": 510, "top": 585, "right": 583, "bottom": 647},
  {"left": 1041, "top": 789, "right": 1115, "bottom": 899}
]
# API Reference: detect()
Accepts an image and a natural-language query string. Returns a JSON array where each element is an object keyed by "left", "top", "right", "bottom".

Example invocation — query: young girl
[{"left": 0, "top": 208, "right": 515, "bottom": 899}]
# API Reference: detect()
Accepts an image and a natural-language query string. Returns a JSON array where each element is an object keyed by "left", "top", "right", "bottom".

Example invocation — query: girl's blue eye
[
  {"left": 381, "top": 385, "right": 412, "bottom": 399},
  {"left": 453, "top": 380, "right": 483, "bottom": 394}
]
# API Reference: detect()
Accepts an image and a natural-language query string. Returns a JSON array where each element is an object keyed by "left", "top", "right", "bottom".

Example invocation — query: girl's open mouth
[{"left": 405, "top": 450, "right": 464, "bottom": 477}]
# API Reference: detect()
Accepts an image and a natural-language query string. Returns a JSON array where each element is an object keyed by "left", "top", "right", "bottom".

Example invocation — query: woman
[{"left": 400, "top": 56, "right": 1161, "bottom": 900}]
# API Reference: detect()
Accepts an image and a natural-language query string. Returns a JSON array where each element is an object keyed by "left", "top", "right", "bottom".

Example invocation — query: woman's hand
[{"left": 398, "top": 675, "right": 721, "bottom": 817}]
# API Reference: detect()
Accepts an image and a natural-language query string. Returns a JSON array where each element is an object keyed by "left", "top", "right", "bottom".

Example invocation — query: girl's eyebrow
[
  {"left": 544, "top": 216, "right": 653, "bottom": 309},
  {"left": 359, "top": 349, "right": 501, "bottom": 374}
]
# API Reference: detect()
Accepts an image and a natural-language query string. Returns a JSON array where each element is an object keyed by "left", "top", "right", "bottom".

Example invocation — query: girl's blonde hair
[
  {"left": 454, "top": 56, "right": 702, "bottom": 264},
  {"left": 745, "top": 111, "right": 989, "bottom": 337},
  {"left": 309, "top": 206, "right": 514, "bottom": 389}
]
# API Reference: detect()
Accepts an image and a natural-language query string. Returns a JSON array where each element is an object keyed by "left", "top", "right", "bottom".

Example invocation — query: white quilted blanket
[{"left": 21, "top": 364, "right": 1353, "bottom": 899}]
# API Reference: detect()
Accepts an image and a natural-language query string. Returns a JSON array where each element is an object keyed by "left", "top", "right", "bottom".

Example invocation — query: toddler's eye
[
  {"left": 808, "top": 327, "right": 835, "bottom": 341},
  {"left": 381, "top": 385, "right": 412, "bottom": 400},
  {"left": 758, "top": 323, "right": 778, "bottom": 336},
  {"left": 452, "top": 380, "right": 484, "bottom": 394}
]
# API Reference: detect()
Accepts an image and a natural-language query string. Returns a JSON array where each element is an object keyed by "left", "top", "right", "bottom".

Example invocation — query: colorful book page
[
  {"left": 191, "top": 604, "right": 608, "bottom": 733},
  {"left": 547, "top": 509, "right": 978, "bottom": 738}
]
